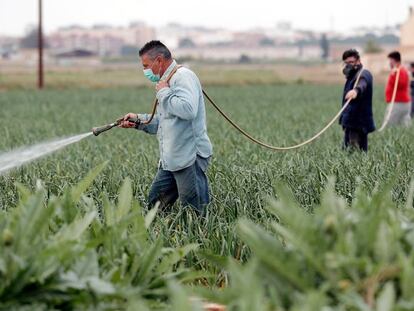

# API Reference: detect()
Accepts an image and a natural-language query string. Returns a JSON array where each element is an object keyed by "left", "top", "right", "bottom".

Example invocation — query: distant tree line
[
  {"left": 20, "top": 28, "right": 49, "bottom": 49},
  {"left": 293, "top": 33, "right": 398, "bottom": 47}
]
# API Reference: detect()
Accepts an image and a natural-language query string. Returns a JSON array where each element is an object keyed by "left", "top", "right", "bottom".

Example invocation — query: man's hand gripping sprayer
[{"left": 92, "top": 116, "right": 140, "bottom": 136}]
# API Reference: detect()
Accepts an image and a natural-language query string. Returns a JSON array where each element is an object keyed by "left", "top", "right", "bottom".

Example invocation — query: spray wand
[{"left": 92, "top": 117, "right": 140, "bottom": 136}]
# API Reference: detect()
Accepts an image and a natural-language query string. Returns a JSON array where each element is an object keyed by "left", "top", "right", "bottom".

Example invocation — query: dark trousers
[
  {"left": 411, "top": 100, "right": 414, "bottom": 117},
  {"left": 343, "top": 127, "right": 368, "bottom": 152},
  {"left": 148, "top": 156, "right": 210, "bottom": 214}
]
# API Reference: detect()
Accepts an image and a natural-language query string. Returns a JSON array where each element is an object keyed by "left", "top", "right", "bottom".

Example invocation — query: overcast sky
[{"left": 1, "top": 0, "right": 414, "bottom": 36}]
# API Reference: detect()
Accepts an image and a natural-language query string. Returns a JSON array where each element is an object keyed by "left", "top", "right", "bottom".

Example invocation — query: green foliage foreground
[
  {"left": 1, "top": 163, "right": 413, "bottom": 310},
  {"left": 0, "top": 164, "right": 201, "bottom": 310},
  {"left": 205, "top": 180, "right": 414, "bottom": 311}
]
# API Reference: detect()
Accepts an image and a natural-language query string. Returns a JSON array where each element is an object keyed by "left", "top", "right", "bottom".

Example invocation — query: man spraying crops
[
  {"left": 383, "top": 51, "right": 412, "bottom": 127},
  {"left": 339, "top": 49, "right": 375, "bottom": 152},
  {"left": 119, "top": 41, "right": 213, "bottom": 214}
]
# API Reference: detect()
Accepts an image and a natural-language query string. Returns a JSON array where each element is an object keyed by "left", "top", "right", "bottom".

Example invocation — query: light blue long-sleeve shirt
[{"left": 137, "top": 60, "right": 213, "bottom": 172}]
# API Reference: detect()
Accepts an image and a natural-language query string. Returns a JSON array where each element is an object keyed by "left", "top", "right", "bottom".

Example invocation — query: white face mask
[{"left": 143, "top": 58, "right": 161, "bottom": 82}]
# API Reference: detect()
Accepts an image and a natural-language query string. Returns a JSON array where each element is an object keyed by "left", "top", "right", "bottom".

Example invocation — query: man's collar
[{"left": 161, "top": 60, "right": 177, "bottom": 81}]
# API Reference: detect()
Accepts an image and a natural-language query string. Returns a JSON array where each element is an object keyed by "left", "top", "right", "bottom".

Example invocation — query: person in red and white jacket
[{"left": 384, "top": 51, "right": 412, "bottom": 127}]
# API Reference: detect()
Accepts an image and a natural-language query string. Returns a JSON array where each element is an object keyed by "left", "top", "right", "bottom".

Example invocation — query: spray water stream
[{"left": 0, "top": 132, "right": 93, "bottom": 175}]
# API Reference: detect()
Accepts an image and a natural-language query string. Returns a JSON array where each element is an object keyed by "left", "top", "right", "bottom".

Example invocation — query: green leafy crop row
[
  {"left": 0, "top": 164, "right": 203, "bottom": 310},
  {"left": 1, "top": 85, "right": 413, "bottom": 309},
  {"left": 2, "top": 168, "right": 413, "bottom": 310}
]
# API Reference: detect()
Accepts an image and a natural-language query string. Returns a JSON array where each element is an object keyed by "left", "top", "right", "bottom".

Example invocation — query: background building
[
  {"left": 47, "top": 22, "right": 155, "bottom": 57},
  {"left": 400, "top": 7, "right": 414, "bottom": 60}
]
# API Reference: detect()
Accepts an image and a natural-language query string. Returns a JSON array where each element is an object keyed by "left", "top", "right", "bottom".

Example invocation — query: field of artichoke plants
[{"left": 0, "top": 83, "right": 413, "bottom": 310}]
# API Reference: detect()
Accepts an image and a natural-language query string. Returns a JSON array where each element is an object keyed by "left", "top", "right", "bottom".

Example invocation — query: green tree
[
  {"left": 259, "top": 37, "right": 275, "bottom": 47},
  {"left": 20, "top": 27, "right": 49, "bottom": 49},
  {"left": 320, "top": 33, "right": 329, "bottom": 61},
  {"left": 364, "top": 39, "right": 383, "bottom": 54},
  {"left": 178, "top": 38, "right": 196, "bottom": 48}
]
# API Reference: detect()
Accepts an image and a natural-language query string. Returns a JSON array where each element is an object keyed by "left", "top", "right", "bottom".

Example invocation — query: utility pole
[{"left": 38, "top": 0, "right": 44, "bottom": 89}]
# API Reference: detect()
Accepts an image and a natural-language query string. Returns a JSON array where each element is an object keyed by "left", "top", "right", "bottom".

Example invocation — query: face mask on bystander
[{"left": 343, "top": 64, "right": 362, "bottom": 79}]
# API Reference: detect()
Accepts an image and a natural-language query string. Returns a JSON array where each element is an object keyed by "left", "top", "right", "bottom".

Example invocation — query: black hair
[
  {"left": 387, "top": 51, "right": 401, "bottom": 62},
  {"left": 410, "top": 62, "right": 414, "bottom": 68},
  {"left": 139, "top": 40, "right": 172, "bottom": 60},
  {"left": 342, "top": 49, "right": 360, "bottom": 61}
]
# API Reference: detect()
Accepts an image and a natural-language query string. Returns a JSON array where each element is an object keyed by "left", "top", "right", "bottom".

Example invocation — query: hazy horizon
[{"left": 1, "top": 0, "right": 414, "bottom": 36}]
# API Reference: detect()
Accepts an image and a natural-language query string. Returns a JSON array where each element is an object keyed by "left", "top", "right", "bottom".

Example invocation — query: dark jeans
[
  {"left": 148, "top": 156, "right": 210, "bottom": 214},
  {"left": 343, "top": 127, "right": 368, "bottom": 152},
  {"left": 411, "top": 100, "right": 414, "bottom": 117}
]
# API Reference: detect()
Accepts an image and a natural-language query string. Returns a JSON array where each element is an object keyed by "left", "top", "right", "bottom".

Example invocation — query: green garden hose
[{"left": 201, "top": 68, "right": 365, "bottom": 151}]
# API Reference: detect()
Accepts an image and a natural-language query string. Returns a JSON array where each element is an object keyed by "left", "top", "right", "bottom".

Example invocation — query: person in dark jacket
[
  {"left": 410, "top": 62, "right": 414, "bottom": 117},
  {"left": 339, "top": 49, "right": 375, "bottom": 152}
]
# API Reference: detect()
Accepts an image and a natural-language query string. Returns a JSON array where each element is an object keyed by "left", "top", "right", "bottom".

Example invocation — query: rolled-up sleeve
[
  {"left": 156, "top": 75, "right": 198, "bottom": 120},
  {"left": 136, "top": 113, "right": 159, "bottom": 135}
]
